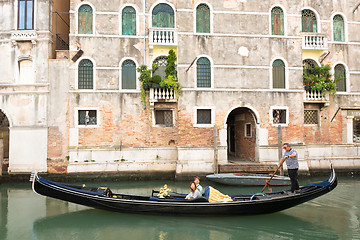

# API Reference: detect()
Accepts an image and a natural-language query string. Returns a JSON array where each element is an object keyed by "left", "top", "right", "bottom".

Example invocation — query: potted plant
[{"left": 303, "top": 64, "right": 337, "bottom": 97}]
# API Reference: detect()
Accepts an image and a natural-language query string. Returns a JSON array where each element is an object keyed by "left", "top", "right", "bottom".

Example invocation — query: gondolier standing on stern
[{"left": 279, "top": 143, "right": 300, "bottom": 193}]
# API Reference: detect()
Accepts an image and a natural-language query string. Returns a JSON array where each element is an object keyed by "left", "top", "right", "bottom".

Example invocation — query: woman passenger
[{"left": 185, "top": 181, "right": 201, "bottom": 199}]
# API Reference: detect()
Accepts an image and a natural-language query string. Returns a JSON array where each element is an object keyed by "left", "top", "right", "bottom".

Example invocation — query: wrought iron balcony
[
  {"left": 302, "top": 34, "right": 328, "bottom": 50},
  {"left": 149, "top": 87, "right": 176, "bottom": 106},
  {"left": 149, "top": 28, "right": 178, "bottom": 46},
  {"left": 304, "top": 89, "right": 329, "bottom": 104}
]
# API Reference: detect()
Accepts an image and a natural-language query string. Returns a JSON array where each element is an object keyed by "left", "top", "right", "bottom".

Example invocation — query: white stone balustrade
[
  {"left": 150, "top": 87, "right": 176, "bottom": 102},
  {"left": 149, "top": 28, "right": 177, "bottom": 45},
  {"left": 302, "top": 34, "right": 328, "bottom": 49},
  {"left": 304, "top": 89, "right": 329, "bottom": 103}
]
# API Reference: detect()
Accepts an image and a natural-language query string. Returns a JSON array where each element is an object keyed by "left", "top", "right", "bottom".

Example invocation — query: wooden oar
[{"left": 261, "top": 159, "right": 285, "bottom": 193}]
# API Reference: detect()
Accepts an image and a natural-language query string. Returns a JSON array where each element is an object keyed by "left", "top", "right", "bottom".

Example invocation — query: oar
[{"left": 261, "top": 160, "right": 285, "bottom": 193}]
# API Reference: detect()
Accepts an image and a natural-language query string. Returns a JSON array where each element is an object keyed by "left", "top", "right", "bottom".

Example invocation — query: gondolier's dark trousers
[{"left": 288, "top": 169, "right": 299, "bottom": 192}]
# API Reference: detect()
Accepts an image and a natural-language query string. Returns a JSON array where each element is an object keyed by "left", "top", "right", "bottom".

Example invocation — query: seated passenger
[
  {"left": 185, "top": 181, "right": 201, "bottom": 200},
  {"left": 194, "top": 176, "right": 203, "bottom": 195}
]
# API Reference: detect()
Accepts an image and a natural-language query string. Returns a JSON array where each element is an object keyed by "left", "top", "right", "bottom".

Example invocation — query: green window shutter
[
  {"left": 152, "top": 3, "right": 174, "bottom": 28},
  {"left": 196, "top": 4, "right": 210, "bottom": 33},
  {"left": 333, "top": 15, "right": 345, "bottom": 42},
  {"left": 197, "top": 57, "right": 211, "bottom": 88},
  {"left": 271, "top": 7, "right": 284, "bottom": 35},
  {"left": 273, "top": 59, "right": 285, "bottom": 89},
  {"left": 335, "top": 64, "right": 346, "bottom": 92},
  {"left": 78, "top": 59, "right": 93, "bottom": 89},
  {"left": 122, "top": 6, "right": 136, "bottom": 35},
  {"left": 302, "top": 10, "right": 317, "bottom": 33},
  {"left": 122, "top": 60, "right": 136, "bottom": 89},
  {"left": 78, "top": 5, "right": 93, "bottom": 34}
]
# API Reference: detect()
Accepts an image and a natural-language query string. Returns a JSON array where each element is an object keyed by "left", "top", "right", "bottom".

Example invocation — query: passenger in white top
[
  {"left": 194, "top": 176, "right": 203, "bottom": 195},
  {"left": 185, "top": 181, "right": 201, "bottom": 199}
]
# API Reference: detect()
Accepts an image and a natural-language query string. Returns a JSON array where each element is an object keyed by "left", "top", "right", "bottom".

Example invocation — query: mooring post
[
  {"left": 277, "top": 126, "right": 284, "bottom": 176},
  {"left": 213, "top": 126, "right": 218, "bottom": 174}
]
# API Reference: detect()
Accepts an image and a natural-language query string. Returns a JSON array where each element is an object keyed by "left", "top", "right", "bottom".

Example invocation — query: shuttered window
[
  {"left": 272, "top": 59, "right": 285, "bottom": 89},
  {"left": 152, "top": 3, "right": 174, "bottom": 28},
  {"left": 18, "top": 0, "right": 34, "bottom": 30},
  {"left": 335, "top": 64, "right": 346, "bottom": 92},
  {"left": 302, "top": 9, "right": 317, "bottom": 33},
  {"left": 122, "top": 60, "right": 136, "bottom": 89},
  {"left": 78, "top": 59, "right": 93, "bottom": 89},
  {"left": 122, "top": 6, "right": 136, "bottom": 35},
  {"left": 196, "top": 4, "right": 210, "bottom": 33},
  {"left": 78, "top": 5, "right": 93, "bottom": 34},
  {"left": 197, "top": 57, "right": 211, "bottom": 88},
  {"left": 333, "top": 15, "right": 345, "bottom": 42},
  {"left": 271, "top": 7, "right": 284, "bottom": 35}
]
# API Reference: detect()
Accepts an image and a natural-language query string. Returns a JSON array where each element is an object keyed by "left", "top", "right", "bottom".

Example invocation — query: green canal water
[{"left": 0, "top": 175, "right": 359, "bottom": 240}]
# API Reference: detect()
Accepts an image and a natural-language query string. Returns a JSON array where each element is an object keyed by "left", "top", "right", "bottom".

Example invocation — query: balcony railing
[
  {"left": 149, "top": 28, "right": 177, "bottom": 45},
  {"left": 304, "top": 89, "right": 329, "bottom": 103},
  {"left": 149, "top": 87, "right": 176, "bottom": 105},
  {"left": 302, "top": 34, "right": 328, "bottom": 49}
]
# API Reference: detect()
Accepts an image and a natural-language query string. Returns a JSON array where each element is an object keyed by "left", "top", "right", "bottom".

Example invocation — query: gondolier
[{"left": 279, "top": 143, "right": 299, "bottom": 193}]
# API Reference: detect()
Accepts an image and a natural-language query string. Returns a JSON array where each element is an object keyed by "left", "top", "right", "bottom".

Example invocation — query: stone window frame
[
  {"left": 120, "top": 4, "right": 139, "bottom": 36},
  {"left": 270, "top": 57, "right": 289, "bottom": 90},
  {"left": 304, "top": 109, "right": 319, "bottom": 126},
  {"left": 269, "top": 5, "right": 287, "bottom": 36},
  {"left": 17, "top": 0, "right": 35, "bottom": 30},
  {"left": 270, "top": 106, "right": 289, "bottom": 127},
  {"left": 193, "top": 106, "right": 215, "bottom": 128},
  {"left": 152, "top": 108, "right": 175, "bottom": 128},
  {"left": 331, "top": 12, "right": 347, "bottom": 42},
  {"left": 74, "top": 107, "right": 100, "bottom": 128},
  {"left": 149, "top": 1, "right": 176, "bottom": 29},
  {"left": 244, "top": 123, "right": 252, "bottom": 138},
  {"left": 195, "top": 54, "right": 214, "bottom": 89},
  {"left": 76, "top": 56, "right": 96, "bottom": 90},
  {"left": 332, "top": 61, "right": 349, "bottom": 94},
  {"left": 301, "top": 7, "right": 321, "bottom": 33},
  {"left": 75, "top": 2, "right": 95, "bottom": 35},
  {"left": 119, "top": 57, "right": 140, "bottom": 91},
  {"left": 193, "top": 2, "right": 213, "bottom": 35}
]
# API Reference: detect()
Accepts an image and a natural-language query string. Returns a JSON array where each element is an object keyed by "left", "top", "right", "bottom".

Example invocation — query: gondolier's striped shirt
[{"left": 282, "top": 148, "right": 299, "bottom": 169}]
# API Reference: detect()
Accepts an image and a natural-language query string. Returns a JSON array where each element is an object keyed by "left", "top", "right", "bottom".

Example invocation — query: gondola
[
  {"left": 206, "top": 173, "right": 291, "bottom": 186},
  {"left": 31, "top": 166, "right": 337, "bottom": 215}
]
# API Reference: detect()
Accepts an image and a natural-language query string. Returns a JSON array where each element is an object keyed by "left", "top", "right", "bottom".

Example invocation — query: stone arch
[{"left": 0, "top": 109, "right": 10, "bottom": 173}]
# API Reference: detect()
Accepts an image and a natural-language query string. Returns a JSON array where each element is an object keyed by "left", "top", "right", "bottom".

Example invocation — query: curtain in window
[
  {"left": 333, "top": 15, "right": 345, "bottom": 42},
  {"left": 152, "top": 3, "right": 174, "bottom": 28},
  {"left": 122, "top": 6, "right": 136, "bottom": 35},
  {"left": 78, "top": 5, "right": 93, "bottom": 34},
  {"left": 196, "top": 4, "right": 210, "bottom": 33},
  {"left": 302, "top": 9, "right": 317, "bottom": 32},
  {"left": 197, "top": 57, "right": 211, "bottom": 88},
  {"left": 122, "top": 60, "right": 136, "bottom": 89},
  {"left": 272, "top": 59, "right": 285, "bottom": 88},
  {"left": 335, "top": 64, "right": 346, "bottom": 92},
  {"left": 78, "top": 59, "right": 93, "bottom": 89},
  {"left": 271, "top": 7, "right": 284, "bottom": 35},
  {"left": 18, "top": 0, "right": 34, "bottom": 30},
  {"left": 78, "top": 110, "right": 97, "bottom": 125}
]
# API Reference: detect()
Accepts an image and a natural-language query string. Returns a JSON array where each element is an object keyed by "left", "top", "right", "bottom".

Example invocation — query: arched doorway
[
  {"left": 226, "top": 107, "right": 257, "bottom": 162},
  {"left": 0, "top": 110, "right": 9, "bottom": 173}
]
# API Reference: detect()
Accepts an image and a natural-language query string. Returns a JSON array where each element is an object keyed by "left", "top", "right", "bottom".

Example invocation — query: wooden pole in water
[
  {"left": 278, "top": 126, "right": 283, "bottom": 176},
  {"left": 213, "top": 126, "right": 218, "bottom": 174}
]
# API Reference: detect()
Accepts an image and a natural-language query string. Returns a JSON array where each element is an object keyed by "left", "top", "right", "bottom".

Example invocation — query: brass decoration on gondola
[{"left": 157, "top": 184, "right": 172, "bottom": 198}]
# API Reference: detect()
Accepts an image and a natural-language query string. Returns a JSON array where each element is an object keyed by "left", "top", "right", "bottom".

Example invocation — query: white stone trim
[
  {"left": 270, "top": 106, "right": 289, "bottom": 127},
  {"left": 119, "top": 57, "right": 140, "bottom": 91},
  {"left": 75, "top": 56, "right": 96, "bottom": 90},
  {"left": 74, "top": 107, "right": 100, "bottom": 128},
  {"left": 270, "top": 57, "right": 289, "bottom": 90},
  {"left": 75, "top": 2, "right": 96, "bottom": 35},
  {"left": 193, "top": 106, "right": 215, "bottom": 128}
]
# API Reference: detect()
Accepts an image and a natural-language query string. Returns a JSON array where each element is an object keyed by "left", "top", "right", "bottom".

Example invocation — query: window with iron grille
[
  {"left": 333, "top": 15, "right": 345, "bottom": 42},
  {"left": 122, "top": 59, "right": 136, "bottom": 89},
  {"left": 272, "top": 59, "right": 285, "bottom": 88},
  {"left": 122, "top": 6, "right": 136, "bottom": 35},
  {"left": 155, "top": 110, "right": 173, "bottom": 127},
  {"left": 197, "top": 109, "right": 211, "bottom": 124},
  {"left": 196, "top": 4, "right": 210, "bottom": 33},
  {"left": 304, "top": 110, "right": 318, "bottom": 124},
  {"left": 302, "top": 9, "right": 317, "bottom": 33},
  {"left": 197, "top": 57, "right": 211, "bottom": 88},
  {"left": 18, "top": 0, "right": 34, "bottom": 30},
  {"left": 272, "top": 109, "right": 287, "bottom": 124},
  {"left": 153, "top": 56, "right": 168, "bottom": 80},
  {"left": 271, "top": 7, "right": 284, "bottom": 35},
  {"left": 78, "top": 4, "right": 93, "bottom": 34},
  {"left": 78, "top": 59, "right": 93, "bottom": 89},
  {"left": 335, "top": 64, "right": 346, "bottom": 92},
  {"left": 78, "top": 110, "right": 97, "bottom": 125},
  {"left": 303, "top": 59, "right": 318, "bottom": 75},
  {"left": 245, "top": 123, "right": 252, "bottom": 137}
]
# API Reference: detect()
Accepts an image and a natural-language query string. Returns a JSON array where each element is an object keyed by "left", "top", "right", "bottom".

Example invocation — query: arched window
[
  {"left": 272, "top": 59, "right": 285, "bottom": 88},
  {"left": 121, "top": 60, "right": 136, "bottom": 89},
  {"left": 18, "top": 0, "right": 34, "bottom": 30},
  {"left": 78, "top": 5, "right": 93, "bottom": 34},
  {"left": 334, "top": 64, "right": 346, "bottom": 92},
  {"left": 152, "top": 3, "right": 174, "bottom": 28},
  {"left": 302, "top": 9, "right": 317, "bottom": 32},
  {"left": 333, "top": 15, "right": 345, "bottom": 42},
  {"left": 271, "top": 7, "right": 284, "bottom": 35},
  {"left": 303, "top": 59, "right": 318, "bottom": 75},
  {"left": 122, "top": 6, "right": 136, "bottom": 35},
  {"left": 197, "top": 57, "right": 211, "bottom": 88},
  {"left": 196, "top": 4, "right": 210, "bottom": 33},
  {"left": 78, "top": 59, "right": 93, "bottom": 89}
]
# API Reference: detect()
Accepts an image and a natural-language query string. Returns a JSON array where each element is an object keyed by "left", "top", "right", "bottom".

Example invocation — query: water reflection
[{"left": 32, "top": 209, "right": 338, "bottom": 240}]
